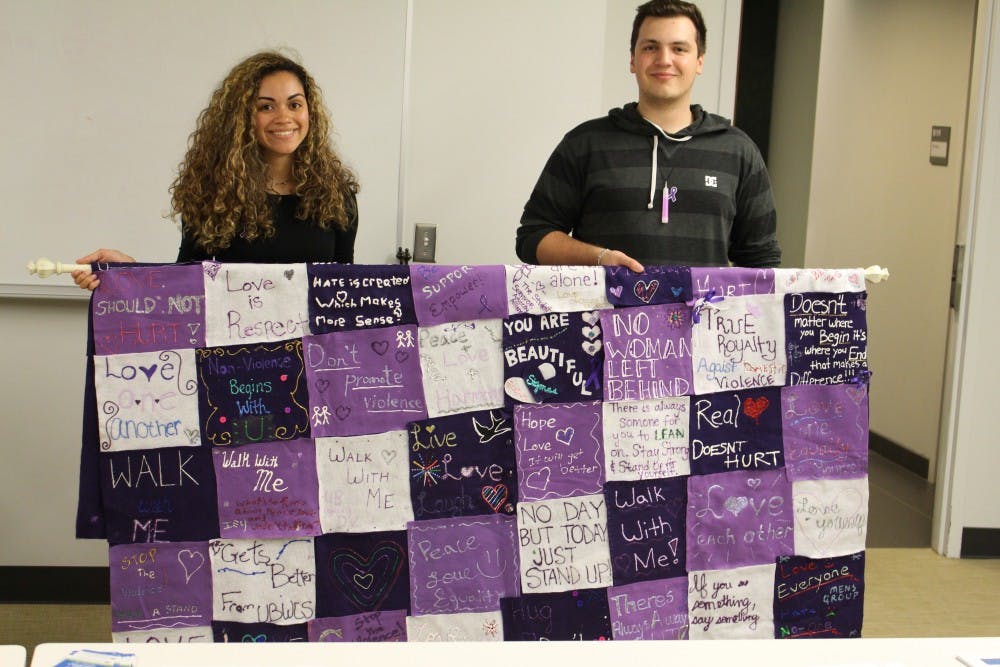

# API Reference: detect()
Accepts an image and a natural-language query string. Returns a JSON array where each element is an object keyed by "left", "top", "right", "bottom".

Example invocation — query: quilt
[{"left": 76, "top": 262, "right": 871, "bottom": 643}]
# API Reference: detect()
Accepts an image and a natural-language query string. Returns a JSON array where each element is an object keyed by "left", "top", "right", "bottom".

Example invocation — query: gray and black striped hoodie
[{"left": 516, "top": 102, "right": 781, "bottom": 268}]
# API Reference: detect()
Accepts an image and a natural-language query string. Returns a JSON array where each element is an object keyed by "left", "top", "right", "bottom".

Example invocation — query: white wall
[
  {"left": 0, "top": 0, "right": 408, "bottom": 296},
  {"left": 937, "top": 0, "right": 1000, "bottom": 554},
  {"left": 2, "top": 0, "right": 741, "bottom": 568},
  {"left": 401, "top": 0, "right": 607, "bottom": 266},
  {"left": 772, "top": 0, "right": 976, "bottom": 477}
]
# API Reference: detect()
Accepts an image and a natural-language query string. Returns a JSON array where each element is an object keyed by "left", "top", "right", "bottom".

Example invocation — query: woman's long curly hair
[{"left": 170, "top": 51, "right": 359, "bottom": 253}]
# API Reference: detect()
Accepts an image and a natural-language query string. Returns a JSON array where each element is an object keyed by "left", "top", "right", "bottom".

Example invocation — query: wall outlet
[{"left": 413, "top": 223, "right": 436, "bottom": 263}]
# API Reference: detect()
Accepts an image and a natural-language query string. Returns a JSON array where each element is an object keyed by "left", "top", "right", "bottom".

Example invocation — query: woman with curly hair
[{"left": 73, "top": 51, "right": 359, "bottom": 289}]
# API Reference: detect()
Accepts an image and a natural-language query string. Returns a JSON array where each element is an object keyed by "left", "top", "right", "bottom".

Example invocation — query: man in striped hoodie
[{"left": 516, "top": 0, "right": 781, "bottom": 272}]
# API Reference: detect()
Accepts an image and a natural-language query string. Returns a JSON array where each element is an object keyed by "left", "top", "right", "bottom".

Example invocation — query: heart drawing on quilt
[
  {"left": 525, "top": 467, "right": 551, "bottom": 492},
  {"left": 177, "top": 549, "right": 205, "bottom": 584},
  {"left": 609, "top": 286, "right": 624, "bottom": 299},
  {"left": 481, "top": 483, "right": 509, "bottom": 512},
  {"left": 555, "top": 427, "right": 575, "bottom": 445},
  {"left": 724, "top": 495, "right": 749, "bottom": 516},
  {"left": 503, "top": 377, "right": 537, "bottom": 404},
  {"left": 330, "top": 542, "right": 405, "bottom": 610},
  {"left": 743, "top": 396, "right": 770, "bottom": 425},
  {"left": 581, "top": 310, "right": 601, "bottom": 325},
  {"left": 633, "top": 279, "right": 660, "bottom": 303},
  {"left": 371, "top": 340, "right": 389, "bottom": 356},
  {"left": 845, "top": 384, "right": 868, "bottom": 406},
  {"left": 581, "top": 340, "right": 602, "bottom": 356}
]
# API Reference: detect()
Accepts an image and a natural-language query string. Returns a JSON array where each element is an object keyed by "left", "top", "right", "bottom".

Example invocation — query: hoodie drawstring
[
  {"left": 647, "top": 134, "right": 659, "bottom": 210},
  {"left": 646, "top": 128, "right": 692, "bottom": 217}
]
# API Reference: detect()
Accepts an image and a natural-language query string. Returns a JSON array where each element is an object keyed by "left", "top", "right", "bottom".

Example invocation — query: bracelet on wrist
[{"left": 595, "top": 248, "right": 611, "bottom": 266}]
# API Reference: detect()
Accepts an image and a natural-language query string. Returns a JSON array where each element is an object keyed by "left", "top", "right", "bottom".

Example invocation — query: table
[{"left": 29, "top": 638, "right": 1000, "bottom": 667}]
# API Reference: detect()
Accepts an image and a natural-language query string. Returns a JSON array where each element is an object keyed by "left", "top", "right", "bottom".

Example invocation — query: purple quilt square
[
  {"left": 785, "top": 292, "right": 868, "bottom": 386},
  {"left": 601, "top": 304, "right": 694, "bottom": 402},
  {"left": 109, "top": 541, "right": 212, "bottom": 633},
  {"left": 408, "top": 515, "right": 521, "bottom": 615},
  {"left": 514, "top": 402, "right": 604, "bottom": 501},
  {"left": 408, "top": 409, "right": 518, "bottom": 520},
  {"left": 782, "top": 385, "right": 869, "bottom": 481},
  {"left": 604, "top": 266, "right": 692, "bottom": 306},
  {"left": 410, "top": 264, "right": 509, "bottom": 325},
  {"left": 101, "top": 447, "right": 219, "bottom": 545},
  {"left": 314, "top": 531, "right": 411, "bottom": 617},
  {"left": 303, "top": 326, "right": 427, "bottom": 437},
  {"left": 212, "top": 621, "right": 308, "bottom": 643},
  {"left": 690, "top": 267, "right": 775, "bottom": 299},
  {"left": 93, "top": 264, "right": 206, "bottom": 355},
  {"left": 501, "top": 589, "right": 612, "bottom": 641},
  {"left": 689, "top": 387, "right": 784, "bottom": 475},
  {"left": 774, "top": 552, "right": 865, "bottom": 639},
  {"left": 502, "top": 312, "right": 603, "bottom": 406},
  {"left": 307, "top": 264, "right": 417, "bottom": 333},
  {"left": 196, "top": 340, "right": 310, "bottom": 447},
  {"left": 607, "top": 577, "right": 689, "bottom": 640},
  {"left": 686, "top": 468, "right": 793, "bottom": 570},
  {"left": 308, "top": 611, "right": 408, "bottom": 641},
  {"left": 605, "top": 477, "right": 687, "bottom": 584},
  {"left": 213, "top": 439, "right": 321, "bottom": 538}
]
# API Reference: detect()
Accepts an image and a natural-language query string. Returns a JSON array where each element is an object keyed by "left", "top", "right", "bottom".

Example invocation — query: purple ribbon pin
[{"left": 688, "top": 289, "right": 725, "bottom": 324}]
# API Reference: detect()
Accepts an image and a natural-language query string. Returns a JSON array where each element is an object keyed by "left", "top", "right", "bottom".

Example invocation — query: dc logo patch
[{"left": 704, "top": 175, "right": 718, "bottom": 188}]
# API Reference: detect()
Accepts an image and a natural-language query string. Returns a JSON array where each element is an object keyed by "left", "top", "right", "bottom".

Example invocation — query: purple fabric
[
  {"left": 303, "top": 326, "right": 427, "bottom": 437},
  {"left": 605, "top": 477, "right": 687, "bottom": 584},
  {"left": 308, "top": 611, "right": 407, "bottom": 641},
  {"left": 604, "top": 266, "right": 692, "bottom": 307},
  {"left": 407, "top": 515, "right": 521, "bottom": 615},
  {"left": 773, "top": 552, "right": 865, "bottom": 638},
  {"left": 196, "top": 340, "right": 311, "bottom": 447},
  {"left": 502, "top": 312, "right": 604, "bottom": 405},
  {"left": 607, "top": 577, "right": 689, "bottom": 640},
  {"left": 501, "top": 589, "right": 612, "bottom": 641},
  {"left": 212, "top": 621, "right": 308, "bottom": 642},
  {"left": 514, "top": 402, "right": 604, "bottom": 501},
  {"left": 601, "top": 304, "right": 694, "bottom": 401},
  {"left": 77, "top": 338, "right": 106, "bottom": 539},
  {"left": 100, "top": 446, "right": 219, "bottom": 545},
  {"left": 109, "top": 541, "right": 212, "bottom": 633},
  {"left": 785, "top": 292, "right": 868, "bottom": 385},
  {"left": 213, "top": 439, "right": 321, "bottom": 538},
  {"left": 314, "top": 531, "right": 411, "bottom": 617},
  {"left": 92, "top": 264, "right": 206, "bottom": 355},
  {"left": 689, "top": 387, "right": 785, "bottom": 475},
  {"left": 410, "top": 264, "right": 509, "bottom": 324},
  {"left": 407, "top": 409, "right": 518, "bottom": 520},
  {"left": 686, "top": 469, "right": 793, "bottom": 570},
  {"left": 307, "top": 264, "right": 416, "bottom": 333},
  {"left": 690, "top": 267, "right": 775, "bottom": 299},
  {"left": 781, "top": 385, "right": 869, "bottom": 480}
]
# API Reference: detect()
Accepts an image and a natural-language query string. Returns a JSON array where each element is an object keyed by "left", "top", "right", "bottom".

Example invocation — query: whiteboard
[{"left": 1, "top": 0, "right": 406, "bottom": 295}]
